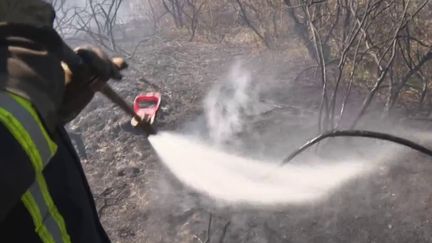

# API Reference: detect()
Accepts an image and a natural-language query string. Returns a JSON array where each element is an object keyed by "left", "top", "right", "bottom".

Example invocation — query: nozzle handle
[
  {"left": 61, "top": 42, "right": 156, "bottom": 136},
  {"left": 100, "top": 85, "right": 157, "bottom": 136}
]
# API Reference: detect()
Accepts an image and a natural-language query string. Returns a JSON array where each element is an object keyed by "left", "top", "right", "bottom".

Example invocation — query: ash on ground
[{"left": 68, "top": 38, "right": 432, "bottom": 243}]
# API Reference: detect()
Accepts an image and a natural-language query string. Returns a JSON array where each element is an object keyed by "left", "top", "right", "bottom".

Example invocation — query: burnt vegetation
[
  {"left": 52, "top": 0, "right": 432, "bottom": 242},
  {"left": 53, "top": 0, "right": 432, "bottom": 130}
]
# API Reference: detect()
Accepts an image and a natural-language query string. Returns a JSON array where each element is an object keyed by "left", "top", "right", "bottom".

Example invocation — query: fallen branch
[{"left": 281, "top": 130, "right": 432, "bottom": 164}]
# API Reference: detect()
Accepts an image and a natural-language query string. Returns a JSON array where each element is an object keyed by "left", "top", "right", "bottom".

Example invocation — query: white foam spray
[
  {"left": 149, "top": 63, "right": 380, "bottom": 206},
  {"left": 149, "top": 132, "right": 373, "bottom": 205}
]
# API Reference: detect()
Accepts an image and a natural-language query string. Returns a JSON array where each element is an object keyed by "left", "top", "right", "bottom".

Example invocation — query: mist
[
  {"left": 149, "top": 63, "right": 395, "bottom": 206},
  {"left": 150, "top": 132, "right": 379, "bottom": 205},
  {"left": 204, "top": 62, "right": 259, "bottom": 146}
]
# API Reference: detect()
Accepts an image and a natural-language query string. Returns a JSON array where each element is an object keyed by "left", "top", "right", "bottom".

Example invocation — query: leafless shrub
[
  {"left": 284, "top": 0, "right": 432, "bottom": 129},
  {"left": 51, "top": 0, "right": 432, "bottom": 126}
]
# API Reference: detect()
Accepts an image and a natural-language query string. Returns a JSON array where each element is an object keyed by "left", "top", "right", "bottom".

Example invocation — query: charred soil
[{"left": 68, "top": 38, "right": 432, "bottom": 243}]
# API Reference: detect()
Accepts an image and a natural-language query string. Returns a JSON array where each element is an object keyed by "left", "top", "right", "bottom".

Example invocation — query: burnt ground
[{"left": 68, "top": 37, "right": 432, "bottom": 243}]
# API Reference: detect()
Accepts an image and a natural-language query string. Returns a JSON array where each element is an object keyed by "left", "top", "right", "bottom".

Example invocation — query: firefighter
[{"left": 0, "top": 0, "right": 124, "bottom": 242}]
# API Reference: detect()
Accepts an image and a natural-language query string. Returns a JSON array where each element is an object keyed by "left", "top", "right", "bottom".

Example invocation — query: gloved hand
[{"left": 58, "top": 46, "right": 128, "bottom": 124}]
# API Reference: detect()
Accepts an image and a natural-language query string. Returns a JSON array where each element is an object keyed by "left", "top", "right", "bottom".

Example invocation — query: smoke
[{"left": 204, "top": 62, "right": 259, "bottom": 146}]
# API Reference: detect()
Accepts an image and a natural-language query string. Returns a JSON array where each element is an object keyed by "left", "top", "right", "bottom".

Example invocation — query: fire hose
[{"left": 281, "top": 130, "right": 432, "bottom": 164}]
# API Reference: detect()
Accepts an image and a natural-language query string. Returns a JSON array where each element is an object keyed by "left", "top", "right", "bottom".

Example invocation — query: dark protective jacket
[{"left": 0, "top": 23, "right": 111, "bottom": 243}]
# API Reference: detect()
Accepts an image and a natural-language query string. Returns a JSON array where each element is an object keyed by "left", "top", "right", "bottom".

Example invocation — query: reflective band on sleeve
[
  {"left": 0, "top": 91, "right": 71, "bottom": 243},
  {"left": 0, "top": 93, "right": 51, "bottom": 170},
  {"left": 29, "top": 176, "right": 67, "bottom": 243},
  {"left": 22, "top": 192, "right": 56, "bottom": 243},
  {"left": 11, "top": 94, "right": 57, "bottom": 155},
  {"left": 35, "top": 173, "right": 71, "bottom": 243}
]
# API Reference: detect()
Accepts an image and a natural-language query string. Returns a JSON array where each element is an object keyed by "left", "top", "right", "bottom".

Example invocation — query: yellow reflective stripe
[
  {"left": 0, "top": 107, "right": 42, "bottom": 171},
  {"left": 0, "top": 108, "right": 57, "bottom": 242},
  {"left": 0, "top": 93, "right": 51, "bottom": 168},
  {"left": 22, "top": 191, "right": 55, "bottom": 243},
  {"left": 36, "top": 173, "right": 71, "bottom": 243},
  {"left": 10, "top": 94, "right": 57, "bottom": 155},
  {"left": 0, "top": 92, "right": 71, "bottom": 243}
]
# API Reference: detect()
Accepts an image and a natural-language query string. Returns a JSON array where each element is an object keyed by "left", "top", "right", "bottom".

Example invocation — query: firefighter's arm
[
  {"left": 0, "top": 44, "right": 125, "bottom": 222},
  {"left": 0, "top": 123, "right": 35, "bottom": 221},
  {"left": 0, "top": 0, "right": 126, "bottom": 128},
  {"left": 0, "top": 0, "right": 126, "bottom": 222}
]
